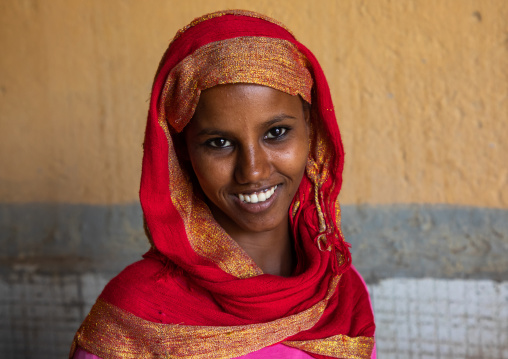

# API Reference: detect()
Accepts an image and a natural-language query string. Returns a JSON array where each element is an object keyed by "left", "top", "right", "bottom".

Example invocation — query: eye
[
  {"left": 206, "top": 138, "right": 232, "bottom": 148},
  {"left": 265, "top": 127, "right": 288, "bottom": 139}
]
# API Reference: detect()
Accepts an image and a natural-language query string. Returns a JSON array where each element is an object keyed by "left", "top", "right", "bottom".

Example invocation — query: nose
[{"left": 234, "top": 143, "right": 271, "bottom": 184}]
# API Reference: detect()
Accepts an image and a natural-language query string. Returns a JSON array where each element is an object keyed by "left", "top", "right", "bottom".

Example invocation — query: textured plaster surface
[
  {"left": 1, "top": 1, "right": 508, "bottom": 358},
  {"left": 1, "top": 0, "right": 507, "bottom": 207}
]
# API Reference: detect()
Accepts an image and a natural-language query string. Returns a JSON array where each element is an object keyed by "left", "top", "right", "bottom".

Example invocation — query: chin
[{"left": 236, "top": 215, "right": 286, "bottom": 234}]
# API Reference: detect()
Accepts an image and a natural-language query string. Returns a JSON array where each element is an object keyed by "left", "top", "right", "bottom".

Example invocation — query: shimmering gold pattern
[
  {"left": 162, "top": 36, "right": 312, "bottom": 132},
  {"left": 69, "top": 276, "right": 375, "bottom": 359},
  {"left": 306, "top": 121, "right": 334, "bottom": 250},
  {"left": 285, "top": 335, "right": 374, "bottom": 359}
]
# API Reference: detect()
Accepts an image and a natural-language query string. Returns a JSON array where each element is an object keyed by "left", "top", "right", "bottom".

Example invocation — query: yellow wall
[{"left": 1, "top": 0, "right": 507, "bottom": 207}]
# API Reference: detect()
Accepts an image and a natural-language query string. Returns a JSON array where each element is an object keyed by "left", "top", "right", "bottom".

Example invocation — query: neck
[
  {"left": 218, "top": 220, "right": 295, "bottom": 277},
  {"left": 235, "top": 228, "right": 295, "bottom": 277},
  {"left": 208, "top": 203, "right": 296, "bottom": 276}
]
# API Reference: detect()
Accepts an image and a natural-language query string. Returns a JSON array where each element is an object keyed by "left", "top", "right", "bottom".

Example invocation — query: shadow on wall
[
  {"left": 342, "top": 204, "right": 508, "bottom": 283},
  {"left": 0, "top": 202, "right": 148, "bottom": 275},
  {"left": 1, "top": 202, "right": 507, "bottom": 280}
]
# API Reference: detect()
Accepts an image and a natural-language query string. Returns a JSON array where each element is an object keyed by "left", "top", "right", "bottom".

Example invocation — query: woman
[{"left": 70, "top": 10, "right": 375, "bottom": 359}]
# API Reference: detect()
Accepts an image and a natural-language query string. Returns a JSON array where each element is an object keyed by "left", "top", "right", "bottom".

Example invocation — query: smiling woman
[
  {"left": 70, "top": 10, "right": 375, "bottom": 359},
  {"left": 185, "top": 84, "right": 310, "bottom": 276}
]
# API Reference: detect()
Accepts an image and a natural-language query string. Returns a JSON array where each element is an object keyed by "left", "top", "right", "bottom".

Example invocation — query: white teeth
[{"left": 238, "top": 185, "right": 278, "bottom": 204}]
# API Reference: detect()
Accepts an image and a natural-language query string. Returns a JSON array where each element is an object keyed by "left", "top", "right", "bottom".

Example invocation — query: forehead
[{"left": 189, "top": 84, "right": 304, "bottom": 129}]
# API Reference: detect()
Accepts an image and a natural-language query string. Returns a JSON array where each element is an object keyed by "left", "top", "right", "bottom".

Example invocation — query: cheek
[
  {"left": 189, "top": 154, "right": 230, "bottom": 197},
  {"left": 275, "top": 141, "right": 309, "bottom": 179}
]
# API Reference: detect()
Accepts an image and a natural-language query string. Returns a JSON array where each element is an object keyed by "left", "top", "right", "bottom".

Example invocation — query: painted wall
[
  {"left": 1, "top": 0, "right": 507, "bottom": 206},
  {"left": 1, "top": 1, "right": 507, "bottom": 358}
]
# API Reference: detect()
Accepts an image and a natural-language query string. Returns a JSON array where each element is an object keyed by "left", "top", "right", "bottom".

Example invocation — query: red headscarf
[{"left": 71, "top": 10, "right": 375, "bottom": 359}]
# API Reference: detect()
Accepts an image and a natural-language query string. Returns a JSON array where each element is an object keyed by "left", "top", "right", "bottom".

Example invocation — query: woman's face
[{"left": 185, "top": 84, "right": 309, "bottom": 238}]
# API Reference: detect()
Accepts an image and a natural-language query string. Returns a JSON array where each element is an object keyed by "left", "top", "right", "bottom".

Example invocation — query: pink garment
[
  {"left": 74, "top": 345, "right": 313, "bottom": 358},
  {"left": 75, "top": 342, "right": 375, "bottom": 358},
  {"left": 351, "top": 266, "right": 377, "bottom": 359}
]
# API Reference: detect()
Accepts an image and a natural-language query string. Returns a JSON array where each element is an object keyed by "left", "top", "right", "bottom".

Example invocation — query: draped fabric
[{"left": 70, "top": 10, "right": 375, "bottom": 359}]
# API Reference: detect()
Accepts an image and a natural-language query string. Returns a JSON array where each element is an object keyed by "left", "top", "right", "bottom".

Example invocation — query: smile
[{"left": 238, "top": 185, "right": 278, "bottom": 204}]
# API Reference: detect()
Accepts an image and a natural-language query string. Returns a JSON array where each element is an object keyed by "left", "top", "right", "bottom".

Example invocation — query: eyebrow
[
  {"left": 195, "top": 114, "right": 298, "bottom": 137},
  {"left": 265, "top": 114, "right": 298, "bottom": 127}
]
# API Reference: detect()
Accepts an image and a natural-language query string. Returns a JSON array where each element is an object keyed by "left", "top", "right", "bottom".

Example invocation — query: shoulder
[
  {"left": 101, "top": 256, "right": 166, "bottom": 300},
  {"left": 342, "top": 265, "right": 369, "bottom": 291},
  {"left": 96, "top": 256, "right": 215, "bottom": 324},
  {"left": 98, "top": 257, "right": 185, "bottom": 323}
]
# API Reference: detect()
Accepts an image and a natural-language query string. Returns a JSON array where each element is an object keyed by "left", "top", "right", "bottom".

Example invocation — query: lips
[{"left": 237, "top": 185, "right": 278, "bottom": 204}]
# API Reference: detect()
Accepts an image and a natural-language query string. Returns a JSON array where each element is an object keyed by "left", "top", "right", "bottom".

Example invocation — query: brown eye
[
  {"left": 207, "top": 138, "right": 232, "bottom": 148},
  {"left": 265, "top": 127, "right": 287, "bottom": 139}
]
